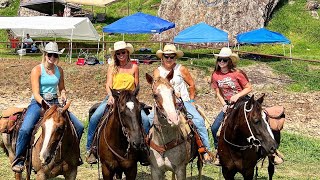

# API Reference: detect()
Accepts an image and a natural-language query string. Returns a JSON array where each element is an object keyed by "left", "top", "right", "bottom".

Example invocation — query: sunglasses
[
  {"left": 47, "top": 53, "right": 59, "bottom": 58},
  {"left": 116, "top": 50, "right": 127, "bottom": 56},
  {"left": 163, "top": 54, "right": 176, "bottom": 59},
  {"left": 217, "top": 57, "right": 230, "bottom": 63}
]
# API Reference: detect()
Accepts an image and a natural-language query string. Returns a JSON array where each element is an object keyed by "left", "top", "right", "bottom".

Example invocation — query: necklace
[{"left": 119, "top": 61, "right": 129, "bottom": 68}]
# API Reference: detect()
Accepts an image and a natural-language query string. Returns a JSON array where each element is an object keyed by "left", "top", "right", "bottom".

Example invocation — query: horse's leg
[
  {"left": 268, "top": 156, "right": 275, "bottom": 180},
  {"left": 64, "top": 167, "right": 78, "bottom": 180},
  {"left": 35, "top": 171, "right": 47, "bottom": 180},
  {"left": 14, "top": 173, "right": 22, "bottom": 180},
  {"left": 123, "top": 165, "right": 137, "bottom": 180},
  {"left": 242, "top": 168, "right": 255, "bottom": 180},
  {"left": 197, "top": 158, "right": 203, "bottom": 180},
  {"left": 150, "top": 167, "right": 165, "bottom": 180},
  {"left": 175, "top": 165, "right": 187, "bottom": 180},
  {"left": 221, "top": 167, "right": 236, "bottom": 180},
  {"left": 101, "top": 163, "right": 114, "bottom": 180}
]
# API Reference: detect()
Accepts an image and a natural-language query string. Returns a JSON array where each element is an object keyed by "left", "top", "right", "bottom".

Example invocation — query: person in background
[
  {"left": 23, "top": 33, "right": 33, "bottom": 50},
  {"left": 146, "top": 44, "right": 213, "bottom": 164},
  {"left": 11, "top": 42, "right": 84, "bottom": 173},
  {"left": 85, "top": 41, "right": 150, "bottom": 166}
]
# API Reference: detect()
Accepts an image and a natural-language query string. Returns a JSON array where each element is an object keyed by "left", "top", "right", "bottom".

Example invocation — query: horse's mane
[
  {"left": 154, "top": 76, "right": 172, "bottom": 87},
  {"left": 43, "top": 105, "right": 58, "bottom": 119},
  {"left": 225, "top": 96, "right": 249, "bottom": 128}
]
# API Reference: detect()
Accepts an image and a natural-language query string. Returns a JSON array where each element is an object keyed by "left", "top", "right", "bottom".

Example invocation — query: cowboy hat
[
  {"left": 214, "top": 47, "right": 239, "bottom": 65},
  {"left": 109, "top": 41, "right": 134, "bottom": 55},
  {"left": 156, "top": 44, "right": 184, "bottom": 59},
  {"left": 40, "top": 42, "right": 65, "bottom": 54}
]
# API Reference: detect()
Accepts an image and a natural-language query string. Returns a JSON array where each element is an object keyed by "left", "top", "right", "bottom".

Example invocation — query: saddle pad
[
  {"left": 264, "top": 106, "right": 285, "bottom": 131},
  {"left": 195, "top": 104, "right": 211, "bottom": 129}
]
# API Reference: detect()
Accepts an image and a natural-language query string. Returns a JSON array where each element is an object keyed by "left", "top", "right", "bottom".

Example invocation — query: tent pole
[
  {"left": 103, "top": 33, "right": 105, "bottom": 63},
  {"left": 290, "top": 44, "right": 292, "bottom": 64},
  {"left": 70, "top": 28, "right": 74, "bottom": 63},
  {"left": 160, "top": 33, "right": 162, "bottom": 49},
  {"left": 282, "top": 44, "right": 285, "bottom": 56},
  {"left": 122, "top": 33, "right": 124, "bottom": 41},
  {"left": 97, "top": 39, "right": 100, "bottom": 58}
]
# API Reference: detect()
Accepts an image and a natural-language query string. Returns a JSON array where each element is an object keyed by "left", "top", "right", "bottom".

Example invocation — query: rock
[
  {"left": 0, "top": 0, "right": 10, "bottom": 8},
  {"left": 156, "top": 0, "right": 280, "bottom": 43},
  {"left": 305, "top": 0, "right": 319, "bottom": 11}
]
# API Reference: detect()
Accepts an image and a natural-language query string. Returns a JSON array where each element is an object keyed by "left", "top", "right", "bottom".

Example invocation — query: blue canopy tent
[
  {"left": 173, "top": 22, "right": 229, "bottom": 44},
  {"left": 103, "top": 12, "right": 175, "bottom": 34},
  {"left": 236, "top": 28, "right": 291, "bottom": 57},
  {"left": 102, "top": 12, "right": 175, "bottom": 57}
]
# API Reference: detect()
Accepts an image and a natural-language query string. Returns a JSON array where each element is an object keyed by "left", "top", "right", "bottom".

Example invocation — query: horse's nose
[
  {"left": 132, "top": 142, "right": 142, "bottom": 149},
  {"left": 270, "top": 146, "right": 276, "bottom": 154}
]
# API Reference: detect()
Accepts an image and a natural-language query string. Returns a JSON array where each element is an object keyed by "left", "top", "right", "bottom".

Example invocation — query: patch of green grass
[{"left": 269, "top": 60, "right": 320, "bottom": 91}]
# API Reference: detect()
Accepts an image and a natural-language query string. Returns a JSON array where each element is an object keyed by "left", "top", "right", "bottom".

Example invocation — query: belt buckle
[{"left": 43, "top": 93, "right": 54, "bottom": 101}]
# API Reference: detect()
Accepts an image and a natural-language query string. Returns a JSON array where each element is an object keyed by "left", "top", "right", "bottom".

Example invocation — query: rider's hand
[
  {"left": 230, "top": 94, "right": 240, "bottom": 104},
  {"left": 107, "top": 95, "right": 115, "bottom": 105},
  {"left": 222, "top": 104, "right": 228, "bottom": 113},
  {"left": 61, "top": 93, "right": 67, "bottom": 103}
]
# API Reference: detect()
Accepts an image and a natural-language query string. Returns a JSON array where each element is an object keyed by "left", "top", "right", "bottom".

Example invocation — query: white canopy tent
[{"left": 0, "top": 16, "right": 100, "bottom": 62}]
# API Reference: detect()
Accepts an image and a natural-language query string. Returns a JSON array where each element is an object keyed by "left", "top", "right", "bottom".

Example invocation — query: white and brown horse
[{"left": 146, "top": 71, "right": 202, "bottom": 180}]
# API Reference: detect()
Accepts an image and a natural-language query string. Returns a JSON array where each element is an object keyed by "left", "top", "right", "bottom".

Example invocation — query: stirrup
[{"left": 86, "top": 151, "right": 97, "bottom": 164}]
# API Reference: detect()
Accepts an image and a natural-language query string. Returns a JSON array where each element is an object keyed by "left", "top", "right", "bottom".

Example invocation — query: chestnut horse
[
  {"left": 98, "top": 88, "right": 146, "bottom": 180},
  {"left": 29, "top": 100, "right": 80, "bottom": 179},
  {"left": 146, "top": 71, "right": 202, "bottom": 180},
  {"left": 218, "top": 95, "right": 278, "bottom": 180},
  {"left": 1, "top": 100, "right": 79, "bottom": 180}
]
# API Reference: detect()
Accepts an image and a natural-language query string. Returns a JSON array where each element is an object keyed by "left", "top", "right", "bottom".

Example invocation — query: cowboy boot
[{"left": 86, "top": 147, "right": 98, "bottom": 164}]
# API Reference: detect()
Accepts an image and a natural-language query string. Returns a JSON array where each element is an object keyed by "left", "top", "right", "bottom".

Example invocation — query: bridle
[{"left": 223, "top": 101, "right": 262, "bottom": 151}]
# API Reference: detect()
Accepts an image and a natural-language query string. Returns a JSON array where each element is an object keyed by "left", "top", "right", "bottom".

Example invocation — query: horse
[
  {"left": 218, "top": 95, "right": 278, "bottom": 180},
  {"left": 29, "top": 100, "right": 80, "bottom": 179},
  {"left": 98, "top": 88, "right": 146, "bottom": 180},
  {"left": 146, "top": 71, "right": 202, "bottom": 180},
  {"left": 1, "top": 100, "right": 79, "bottom": 180}
]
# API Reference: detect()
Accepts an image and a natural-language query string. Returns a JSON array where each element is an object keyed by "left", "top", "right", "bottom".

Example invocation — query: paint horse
[
  {"left": 218, "top": 95, "right": 278, "bottom": 180},
  {"left": 146, "top": 71, "right": 202, "bottom": 180}
]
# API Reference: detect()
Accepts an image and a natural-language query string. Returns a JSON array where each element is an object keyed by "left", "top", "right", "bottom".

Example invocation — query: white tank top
[{"left": 158, "top": 64, "right": 190, "bottom": 102}]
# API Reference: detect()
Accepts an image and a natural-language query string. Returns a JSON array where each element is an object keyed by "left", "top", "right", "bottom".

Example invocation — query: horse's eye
[
  {"left": 153, "top": 94, "right": 158, "bottom": 99},
  {"left": 57, "top": 126, "right": 64, "bottom": 132},
  {"left": 253, "top": 118, "right": 260, "bottom": 124}
]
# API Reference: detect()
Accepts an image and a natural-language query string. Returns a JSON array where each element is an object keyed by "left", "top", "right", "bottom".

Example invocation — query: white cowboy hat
[
  {"left": 109, "top": 41, "right": 134, "bottom": 55},
  {"left": 214, "top": 47, "right": 239, "bottom": 65},
  {"left": 156, "top": 44, "right": 184, "bottom": 59},
  {"left": 40, "top": 42, "right": 65, "bottom": 54}
]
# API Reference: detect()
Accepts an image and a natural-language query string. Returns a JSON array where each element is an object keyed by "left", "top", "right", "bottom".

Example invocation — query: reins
[{"left": 223, "top": 101, "right": 261, "bottom": 151}]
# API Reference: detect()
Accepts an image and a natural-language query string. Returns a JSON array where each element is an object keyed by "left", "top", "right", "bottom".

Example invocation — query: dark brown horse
[
  {"left": 30, "top": 100, "right": 80, "bottom": 179},
  {"left": 98, "top": 88, "right": 146, "bottom": 180},
  {"left": 218, "top": 95, "right": 278, "bottom": 180},
  {"left": 146, "top": 71, "right": 202, "bottom": 180}
]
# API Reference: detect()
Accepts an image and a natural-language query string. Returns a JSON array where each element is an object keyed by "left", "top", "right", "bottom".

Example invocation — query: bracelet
[{"left": 189, "top": 99, "right": 195, "bottom": 103}]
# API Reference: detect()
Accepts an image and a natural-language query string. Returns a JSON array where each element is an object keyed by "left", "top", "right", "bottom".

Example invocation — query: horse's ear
[
  {"left": 257, "top": 93, "right": 265, "bottom": 104},
  {"left": 61, "top": 100, "right": 71, "bottom": 113},
  {"left": 246, "top": 95, "right": 255, "bottom": 109},
  {"left": 41, "top": 100, "right": 50, "bottom": 111},
  {"left": 146, "top": 73, "right": 153, "bottom": 85},
  {"left": 166, "top": 69, "right": 174, "bottom": 82},
  {"left": 133, "top": 83, "right": 140, "bottom": 96},
  {"left": 110, "top": 88, "right": 118, "bottom": 97}
]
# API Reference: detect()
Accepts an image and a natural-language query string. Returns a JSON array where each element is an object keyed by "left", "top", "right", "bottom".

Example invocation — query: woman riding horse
[
  {"left": 11, "top": 42, "right": 84, "bottom": 173},
  {"left": 85, "top": 41, "right": 149, "bottom": 165}
]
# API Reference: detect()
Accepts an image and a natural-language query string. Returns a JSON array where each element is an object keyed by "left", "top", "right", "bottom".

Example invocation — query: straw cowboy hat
[
  {"left": 214, "top": 47, "right": 239, "bottom": 65},
  {"left": 40, "top": 42, "right": 65, "bottom": 54},
  {"left": 109, "top": 41, "right": 134, "bottom": 55},
  {"left": 156, "top": 44, "right": 184, "bottom": 59}
]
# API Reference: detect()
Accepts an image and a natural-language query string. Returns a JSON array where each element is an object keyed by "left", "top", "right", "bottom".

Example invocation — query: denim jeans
[
  {"left": 210, "top": 110, "right": 225, "bottom": 149},
  {"left": 15, "top": 99, "right": 84, "bottom": 163},
  {"left": 86, "top": 96, "right": 150, "bottom": 151},
  {"left": 147, "top": 101, "right": 211, "bottom": 151}
]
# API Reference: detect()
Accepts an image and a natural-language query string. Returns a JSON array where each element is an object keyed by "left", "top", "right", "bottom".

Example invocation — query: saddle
[
  {"left": 264, "top": 106, "right": 285, "bottom": 131},
  {"left": 0, "top": 107, "right": 26, "bottom": 133}
]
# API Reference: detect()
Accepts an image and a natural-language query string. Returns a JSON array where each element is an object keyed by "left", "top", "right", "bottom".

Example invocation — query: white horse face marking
[
  {"left": 157, "top": 84, "right": 179, "bottom": 125},
  {"left": 262, "top": 112, "right": 275, "bottom": 140},
  {"left": 126, "top": 101, "right": 134, "bottom": 112},
  {"left": 39, "top": 117, "right": 54, "bottom": 163}
]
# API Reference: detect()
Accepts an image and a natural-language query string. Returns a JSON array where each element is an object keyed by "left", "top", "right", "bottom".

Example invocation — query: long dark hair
[{"left": 214, "top": 57, "right": 236, "bottom": 73}]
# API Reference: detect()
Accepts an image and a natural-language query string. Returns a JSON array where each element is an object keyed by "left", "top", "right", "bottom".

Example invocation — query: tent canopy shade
[
  {"left": 65, "top": 0, "right": 120, "bottom": 7},
  {"left": 236, "top": 28, "right": 290, "bottom": 44},
  {"left": 103, "top": 12, "right": 175, "bottom": 34},
  {"left": 173, "top": 22, "right": 229, "bottom": 43},
  {"left": 0, "top": 16, "right": 100, "bottom": 40},
  {"left": 20, "top": 0, "right": 81, "bottom": 15}
]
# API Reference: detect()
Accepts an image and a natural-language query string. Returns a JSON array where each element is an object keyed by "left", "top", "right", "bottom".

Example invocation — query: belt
[{"left": 41, "top": 93, "right": 58, "bottom": 101}]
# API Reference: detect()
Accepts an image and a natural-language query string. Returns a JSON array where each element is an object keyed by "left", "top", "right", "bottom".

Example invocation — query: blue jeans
[
  {"left": 15, "top": 99, "right": 84, "bottom": 163},
  {"left": 86, "top": 96, "right": 150, "bottom": 150},
  {"left": 210, "top": 110, "right": 225, "bottom": 149},
  {"left": 147, "top": 101, "right": 211, "bottom": 151}
]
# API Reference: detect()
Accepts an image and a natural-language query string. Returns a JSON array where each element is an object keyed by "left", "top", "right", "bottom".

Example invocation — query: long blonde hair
[{"left": 110, "top": 49, "right": 130, "bottom": 75}]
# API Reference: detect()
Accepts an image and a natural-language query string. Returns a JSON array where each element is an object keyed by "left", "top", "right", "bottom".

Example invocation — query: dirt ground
[{"left": 0, "top": 58, "right": 319, "bottom": 138}]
